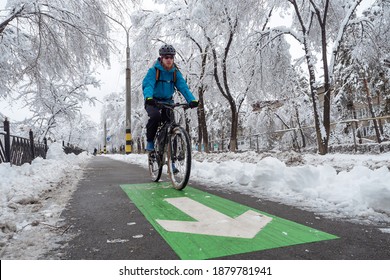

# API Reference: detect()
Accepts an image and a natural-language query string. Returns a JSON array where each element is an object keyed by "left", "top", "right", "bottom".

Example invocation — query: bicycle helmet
[{"left": 159, "top": 44, "right": 176, "bottom": 56}]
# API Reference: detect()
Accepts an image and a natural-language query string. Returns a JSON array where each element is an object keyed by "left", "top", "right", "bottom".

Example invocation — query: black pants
[{"left": 145, "top": 105, "right": 172, "bottom": 142}]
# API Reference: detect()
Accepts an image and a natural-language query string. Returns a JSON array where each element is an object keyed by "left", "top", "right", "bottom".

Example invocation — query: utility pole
[
  {"left": 104, "top": 119, "right": 107, "bottom": 154},
  {"left": 125, "top": 28, "right": 132, "bottom": 154},
  {"left": 106, "top": 15, "right": 132, "bottom": 154}
]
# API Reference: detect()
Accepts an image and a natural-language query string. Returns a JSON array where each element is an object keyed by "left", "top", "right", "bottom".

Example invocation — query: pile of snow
[
  {"left": 107, "top": 151, "right": 390, "bottom": 225},
  {"left": 192, "top": 156, "right": 390, "bottom": 224},
  {"left": 0, "top": 142, "right": 91, "bottom": 259}
]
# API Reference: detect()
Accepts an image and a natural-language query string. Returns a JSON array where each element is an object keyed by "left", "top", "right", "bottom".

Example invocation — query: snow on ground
[
  {"left": 0, "top": 143, "right": 90, "bottom": 259},
  {"left": 1, "top": 146, "right": 390, "bottom": 259}
]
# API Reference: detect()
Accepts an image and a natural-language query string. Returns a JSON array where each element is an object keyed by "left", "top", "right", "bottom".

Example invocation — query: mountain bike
[{"left": 148, "top": 102, "right": 193, "bottom": 190}]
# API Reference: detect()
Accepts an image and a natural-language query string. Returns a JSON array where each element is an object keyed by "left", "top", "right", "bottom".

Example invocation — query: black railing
[{"left": 0, "top": 118, "right": 48, "bottom": 166}]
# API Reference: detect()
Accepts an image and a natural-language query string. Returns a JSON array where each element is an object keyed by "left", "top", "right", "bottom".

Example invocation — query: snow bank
[
  {"left": 0, "top": 142, "right": 91, "bottom": 259},
  {"left": 107, "top": 152, "right": 390, "bottom": 224}
]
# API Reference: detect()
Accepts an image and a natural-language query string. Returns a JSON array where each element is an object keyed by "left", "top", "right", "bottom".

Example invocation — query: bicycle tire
[
  {"left": 167, "top": 126, "right": 191, "bottom": 190},
  {"left": 148, "top": 151, "right": 162, "bottom": 182}
]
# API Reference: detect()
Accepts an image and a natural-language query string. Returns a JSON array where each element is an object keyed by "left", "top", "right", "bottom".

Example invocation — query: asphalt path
[{"left": 59, "top": 156, "right": 390, "bottom": 260}]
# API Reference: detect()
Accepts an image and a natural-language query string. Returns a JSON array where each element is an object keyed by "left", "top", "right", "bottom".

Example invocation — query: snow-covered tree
[
  {"left": 0, "top": 0, "right": 130, "bottom": 141},
  {"left": 333, "top": 0, "right": 390, "bottom": 143},
  {"left": 258, "top": 0, "right": 366, "bottom": 154},
  {"left": 0, "top": 0, "right": 111, "bottom": 96}
]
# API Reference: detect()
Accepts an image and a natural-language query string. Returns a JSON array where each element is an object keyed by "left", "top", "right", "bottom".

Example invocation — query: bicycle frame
[{"left": 155, "top": 102, "right": 188, "bottom": 150}]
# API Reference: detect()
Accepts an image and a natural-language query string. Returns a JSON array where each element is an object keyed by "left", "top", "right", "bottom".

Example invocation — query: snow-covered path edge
[{"left": 0, "top": 143, "right": 91, "bottom": 259}]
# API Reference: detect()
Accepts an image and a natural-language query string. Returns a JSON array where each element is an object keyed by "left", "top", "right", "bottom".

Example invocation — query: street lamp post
[
  {"left": 105, "top": 15, "right": 132, "bottom": 154},
  {"left": 104, "top": 119, "right": 107, "bottom": 154},
  {"left": 125, "top": 28, "right": 132, "bottom": 154}
]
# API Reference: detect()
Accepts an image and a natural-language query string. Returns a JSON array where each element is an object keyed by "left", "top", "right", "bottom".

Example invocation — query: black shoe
[{"left": 172, "top": 163, "right": 179, "bottom": 174}]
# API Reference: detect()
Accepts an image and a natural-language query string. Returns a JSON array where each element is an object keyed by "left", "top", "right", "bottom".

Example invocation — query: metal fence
[
  {"left": 0, "top": 118, "right": 48, "bottom": 166},
  {"left": 200, "top": 115, "right": 390, "bottom": 154}
]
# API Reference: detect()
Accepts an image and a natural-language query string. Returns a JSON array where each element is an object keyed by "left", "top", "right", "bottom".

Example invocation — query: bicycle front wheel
[{"left": 167, "top": 126, "right": 192, "bottom": 190}]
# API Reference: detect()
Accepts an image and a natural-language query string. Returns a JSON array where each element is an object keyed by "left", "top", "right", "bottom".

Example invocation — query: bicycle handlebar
[{"left": 155, "top": 101, "right": 190, "bottom": 110}]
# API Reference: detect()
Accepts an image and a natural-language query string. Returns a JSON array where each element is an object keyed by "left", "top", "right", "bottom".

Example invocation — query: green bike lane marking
[{"left": 121, "top": 182, "right": 338, "bottom": 260}]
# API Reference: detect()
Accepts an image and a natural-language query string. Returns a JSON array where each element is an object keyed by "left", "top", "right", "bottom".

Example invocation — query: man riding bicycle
[{"left": 142, "top": 44, "right": 198, "bottom": 152}]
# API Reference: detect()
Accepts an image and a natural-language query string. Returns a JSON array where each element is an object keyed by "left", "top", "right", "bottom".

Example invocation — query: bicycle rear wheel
[
  {"left": 167, "top": 126, "right": 191, "bottom": 190},
  {"left": 148, "top": 151, "right": 162, "bottom": 182}
]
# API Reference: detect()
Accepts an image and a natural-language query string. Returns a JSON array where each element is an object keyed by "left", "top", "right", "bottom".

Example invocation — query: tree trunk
[
  {"left": 230, "top": 105, "right": 238, "bottom": 152},
  {"left": 377, "top": 93, "right": 384, "bottom": 134},
  {"left": 295, "top": 106, "right": 306, "bottom": 148},
  {"left": 221, "top": 123, "right": 225, "bottom": 151},
  {"left": 321, "top": 33, "right": 331, "bottom": 154},
  {"left": 197, "top": 113, "right": 203, "bottom": 152},
  {"left": 305, "top": 41, "right": 327, "bottom": 154},
  {"left": 204, "top": 12, "right": 238, "bottom": 152},
  {"left": 290, "top": 0, "right": 328, "bottom": 155},
  {"left": 313, "top": 0, "right": 331, "bottom": 154},
  {"left": 198, "top": 48, "right": 210, "bottom": 153},
  {"left": 197, "top": 85, "right": 209, "bottom": 153},
  {"left": 363, "top": 77, "right": 382, "bottom": 143},
  {"left": 188, "top": 37, "right": 210, "bottom": 153}
]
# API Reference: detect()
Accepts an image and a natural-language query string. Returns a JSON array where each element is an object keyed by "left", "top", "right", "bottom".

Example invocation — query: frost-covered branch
[
  {"left": 329, "top": 0, "right": 364, "bottom": 83},
  {"left": 0, "top": 4, "right": 26, "bottom": 34},
  {"left": 255, "top": 26, "right": 303, "bottom": 51}
]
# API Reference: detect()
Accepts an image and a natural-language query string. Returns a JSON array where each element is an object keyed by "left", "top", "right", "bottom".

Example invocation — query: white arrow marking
[{"left": 156, "top": 197, "right": 272, "bottom": 238}]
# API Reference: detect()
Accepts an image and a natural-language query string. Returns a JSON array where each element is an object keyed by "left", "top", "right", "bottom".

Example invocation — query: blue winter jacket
[{"left": 142, "top": 59, "right": 196, "bottom": 103}]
